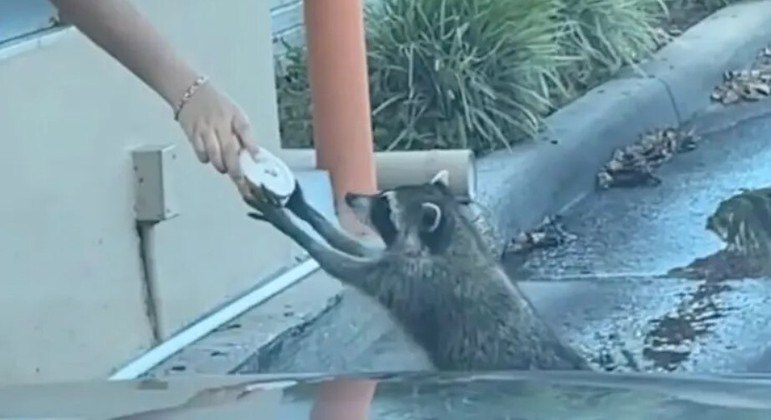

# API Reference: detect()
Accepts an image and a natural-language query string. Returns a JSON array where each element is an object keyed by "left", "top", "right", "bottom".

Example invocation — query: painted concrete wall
[{"left": 0, "top": 0, "right": 299, "bottom": 386}]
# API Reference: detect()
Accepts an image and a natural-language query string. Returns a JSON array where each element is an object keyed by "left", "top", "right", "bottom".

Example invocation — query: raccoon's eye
[
  {"left": 420, "top": 202, "right": 442, "bottom": 232},
  {"left": 377, "top": 194, "right": 390, "bottom": 207}
]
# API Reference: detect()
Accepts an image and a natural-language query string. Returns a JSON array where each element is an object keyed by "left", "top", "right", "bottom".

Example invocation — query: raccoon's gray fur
[{"left": 243, "top": 170, "right": 590, "bottom": 371}]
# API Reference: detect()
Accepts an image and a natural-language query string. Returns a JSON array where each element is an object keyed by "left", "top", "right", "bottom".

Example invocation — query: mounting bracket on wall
[
  {"left": 131, "top": 144, "right": 180, "bottom": 223},
  {"left": 130, "top": 143, "right": 180, "bottom": 344}
]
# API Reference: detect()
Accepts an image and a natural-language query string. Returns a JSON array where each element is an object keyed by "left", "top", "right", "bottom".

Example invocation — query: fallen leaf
[{"left": 721, "top": 89, "right": 741, "bottom": 104}]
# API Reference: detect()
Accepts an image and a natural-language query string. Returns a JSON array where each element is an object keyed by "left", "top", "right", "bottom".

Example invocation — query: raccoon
[
  {"left": 242, "top": 170, "right": 590, "bottom": 371},
  {"left": 707, "top": 186, "right": 771, "bottom": 259}
]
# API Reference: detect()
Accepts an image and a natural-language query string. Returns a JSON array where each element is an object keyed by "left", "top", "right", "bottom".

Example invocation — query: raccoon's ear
[
  {"left": 430, "top": 170, "right": 449, "bottom": 187},
  {"left": 420, "top": 202, "right": 443, "bottom": 232}
]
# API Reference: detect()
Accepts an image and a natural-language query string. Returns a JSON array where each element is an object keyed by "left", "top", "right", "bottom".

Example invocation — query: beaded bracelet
[{"left": 173, "top": 75, "right": 209, "bottom": 121}]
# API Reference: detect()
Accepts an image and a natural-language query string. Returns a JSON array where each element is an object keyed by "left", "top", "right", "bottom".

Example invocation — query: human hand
[{"left": 176, "top": 81, "right": 260, "bottom": 179}]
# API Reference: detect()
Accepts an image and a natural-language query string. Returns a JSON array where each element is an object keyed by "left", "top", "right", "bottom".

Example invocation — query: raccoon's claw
[
  {"left": 247, "top": 212, "right": 268, "bottom": 222},
  {"left": 259, "top": 185, "right": 285, "bottom": 207},
  {"left": 241, "top": 181, "right": 283, "bottom": 209}
]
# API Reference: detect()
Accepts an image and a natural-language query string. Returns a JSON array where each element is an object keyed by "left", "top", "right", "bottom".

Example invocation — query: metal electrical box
[{"left": 131, "top": 144, "right": 180, "bottom": 222}]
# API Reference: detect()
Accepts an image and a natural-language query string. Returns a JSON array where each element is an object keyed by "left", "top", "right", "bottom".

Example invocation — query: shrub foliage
[
  {"left": 366, "top": 0, "right": 568, "bottom": 153},
  {"left": 553, "top": 0, "right": 667, "bottom": 99},
  {"left": 275, "top": 40, "right": 314, "bottom": 149},
  {"left": 274, "top": 0, "right": 744, "bottom": 154}
]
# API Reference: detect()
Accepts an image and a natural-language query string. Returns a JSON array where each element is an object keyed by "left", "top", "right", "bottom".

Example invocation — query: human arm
[{"left": 49, "top": 0, "right": 259, "bottom": 178}]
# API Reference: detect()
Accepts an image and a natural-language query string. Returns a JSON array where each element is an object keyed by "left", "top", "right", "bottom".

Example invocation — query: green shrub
[
  {"left": 272, "top": 0, "right": 734, "bottom": 154},
  {"left": 275, "top": 0, "right": 568, "bottom": 154},
  {"left": 274, "top": 40, "right": 314, "bottom": 149},
  {"left": 365, "top": 0, "right": 566, "bottom": 154},
  {"left": 552, "top": 0, "right": 668, "bottom": 101}
]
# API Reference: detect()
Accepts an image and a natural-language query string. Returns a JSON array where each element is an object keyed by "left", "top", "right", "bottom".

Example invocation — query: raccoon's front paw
[
  {"left": 258, "top": 184, "right": 287, "bottom": 207},
  {"left": 242, "top": 181, "right": 285, "bottom": 209},
  {"left": 285, "top": 181, "right": 309, "bottom": 214},
  {"left": 246, "top": 203, "right": 293, "bottom": 232},
  {"left": 247, "top": 212, "right": 268, "bottom": 223}
]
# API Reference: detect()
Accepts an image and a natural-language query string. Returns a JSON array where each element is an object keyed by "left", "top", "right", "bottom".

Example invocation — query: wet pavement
[{"left": 236, "top": 102, "right": 771, "bottom": 377}]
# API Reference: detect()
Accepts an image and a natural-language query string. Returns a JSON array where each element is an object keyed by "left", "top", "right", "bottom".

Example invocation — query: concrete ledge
[
  {"left": 478, "top": 0, "right": 771, "bottom": 246},
  {"left": 632, "top": 0, "right": 771, "bottom": 123},
  {"left": 477, "top": 77, "right": 678, "bottom": 244}
]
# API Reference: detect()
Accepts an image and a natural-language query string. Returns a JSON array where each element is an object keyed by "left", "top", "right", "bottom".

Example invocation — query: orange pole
[
  {"left": 304, "top": 0, "right": 378, "bottom": 419},
  {"left": 304, "top": 0, "right": 377, "bottom": 237}
]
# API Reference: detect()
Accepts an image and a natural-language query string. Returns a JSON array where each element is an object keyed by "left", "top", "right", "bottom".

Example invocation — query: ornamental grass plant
[{"left": 274, "top": 0, "right": 744, "bottom": 154}]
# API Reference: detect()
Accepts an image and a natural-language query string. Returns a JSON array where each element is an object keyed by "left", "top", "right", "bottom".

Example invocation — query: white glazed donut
[{"left": 238, "top": 148, "right": 296, "bottom": 206}]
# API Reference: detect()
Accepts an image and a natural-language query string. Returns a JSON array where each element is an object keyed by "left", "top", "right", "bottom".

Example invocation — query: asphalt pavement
[{"left": 236, "top": 102, "right": 771, "bottom": 377}]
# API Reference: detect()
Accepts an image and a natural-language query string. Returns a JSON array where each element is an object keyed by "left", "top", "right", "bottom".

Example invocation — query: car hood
[{"left": 3, "top": 370, "right": 771, "bottom": 419}]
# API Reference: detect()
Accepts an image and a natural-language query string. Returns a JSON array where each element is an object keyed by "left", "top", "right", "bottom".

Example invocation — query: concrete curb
[{"left": 477, "top": 0, "right": 771, "bottom": 247}]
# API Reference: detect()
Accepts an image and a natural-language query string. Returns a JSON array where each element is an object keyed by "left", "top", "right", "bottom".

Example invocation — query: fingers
[
  {"left": 202, "top": 128, "right": 226, "bottom": 173},
  {"left": 207, "top": 119, "right": 253, "bottom": 180},
  {"left": 247, "top": 212, "right": 267, "bottom": 222},
  {"left": 193, "top": 125, "right": 244, "bottom": 179},
  {"left": 176, "top": 83, "right": 260, "bottom": 177},
  {"left": 233, "top": 115, "right": 259, "bottom": 156},
  {"left": 216, "top": 124, "right": 242, "bottom": 180},
  {"left": 192, "top": 132, "right": 209, "bottom": 163},
  {"left": 240, "top": 181, "right": 283, "bottom": 211},
  {"left": 259, "top": 184, "right": 285, "bottom": 207},
  {"left": 234, "top": 177, "right": 253, "bottom": 199}
]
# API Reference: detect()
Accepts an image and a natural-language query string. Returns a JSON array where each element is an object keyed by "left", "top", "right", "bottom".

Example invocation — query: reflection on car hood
[{"left": 2, "top": 370, "right": 771, "bottom": 419}]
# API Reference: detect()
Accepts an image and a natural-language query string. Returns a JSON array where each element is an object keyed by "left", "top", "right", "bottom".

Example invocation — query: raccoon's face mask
[{"left": 345, "top": 170, "right": 455, "bottom": 253}]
